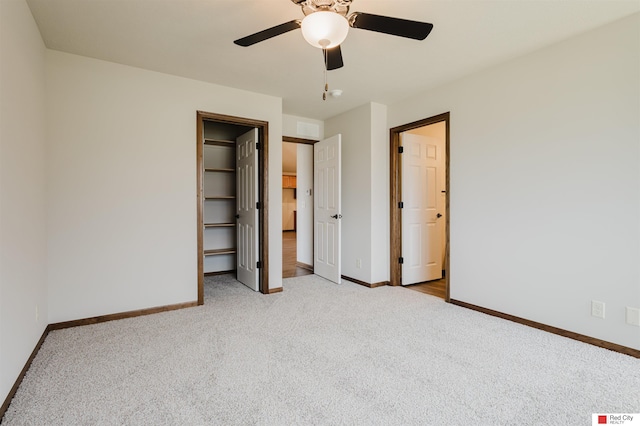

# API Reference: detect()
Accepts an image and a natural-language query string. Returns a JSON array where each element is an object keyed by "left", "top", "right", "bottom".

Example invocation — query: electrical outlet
[
  {"left": 626, "top": 307, "right": 640, "bottom": 327},
  {"left": 356, "top": 258, "right": 361, "bottom": 268},
  {"left": 591, "top": 300, "right": 605, "bottom": 319}
]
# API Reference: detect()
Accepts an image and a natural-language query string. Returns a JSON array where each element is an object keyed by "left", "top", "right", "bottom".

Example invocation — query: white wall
[
  {"left": 325, "top": 104, "right": 374, "bottom": 283},
  {"left": 46, "top": 51, "right": 283, "bottom": 322},
  {"left": 0, "top": 0, "right": 48, "bottom": 404},
  {"left": 389, "top": 13, "right": 640, "bottom": 350},
  {"left": 296, "top": 144, "right": 314, "bottom": 266},
  {"left": 370, "top": 103, "right": 389, "bottom": 284},
  {"left": 324, "top": 102, "right": 389, "bottom": 285}
]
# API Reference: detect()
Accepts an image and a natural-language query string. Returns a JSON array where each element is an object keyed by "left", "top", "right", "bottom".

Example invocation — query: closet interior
[{"left": 202, "top": 120, "right": 254, "bottom": 275}]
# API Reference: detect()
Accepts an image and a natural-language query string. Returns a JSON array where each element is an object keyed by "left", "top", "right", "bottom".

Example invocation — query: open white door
[
  {"left": 401, "top": 132, "right": 444, "bottom": 285},
  {"left": 236, "top": 129, "right": 259, "bottom": 291},
  {"left": 314, "top": 134, "right": 342, "bottom": 284}
]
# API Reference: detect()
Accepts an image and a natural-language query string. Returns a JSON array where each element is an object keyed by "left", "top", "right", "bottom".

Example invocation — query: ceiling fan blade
[
  {"left": 349, "top": 12, "right": 433, "bottom": 40},
  {"left": 234, "top": 20, "right": 301, "bottom": 47},
  {"left": 323, "top": 45, "right": 344, "bottom": 70}
]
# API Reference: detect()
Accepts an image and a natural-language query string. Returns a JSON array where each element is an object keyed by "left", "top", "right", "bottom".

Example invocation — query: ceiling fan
[{"left": 233, "top": 0, "right": 434, "bottom": 71}]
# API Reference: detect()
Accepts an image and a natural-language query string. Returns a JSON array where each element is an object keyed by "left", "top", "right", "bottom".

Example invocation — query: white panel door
[
  {"left": 236, "top": 129, "right": 259, "bottom": 291},
  {"left": 314, "top": 134, "right": 342, "bottom": 284},
  {"left": 401, "top": 132, "right": 443, "bottom": 285}
]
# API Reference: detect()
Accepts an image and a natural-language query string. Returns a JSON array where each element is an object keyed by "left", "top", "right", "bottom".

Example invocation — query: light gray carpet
[{"left": 2, "top": 274, "right": 639, "bottom": 425}]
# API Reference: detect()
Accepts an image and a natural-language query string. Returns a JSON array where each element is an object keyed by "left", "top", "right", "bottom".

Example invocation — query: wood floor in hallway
[
  {"left": 282, "top": 231, "right": 313, "bottom": 279},
  {"left": 282, "top": 229, "right": 444, "bottom": 295},
  {"left": 405, "top": 278, "right": 446, "bottom": 299}
]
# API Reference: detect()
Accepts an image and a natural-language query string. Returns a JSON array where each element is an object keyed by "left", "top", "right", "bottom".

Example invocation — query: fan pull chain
[
  {"left": 322, "top": 49, "right": 329, "bottom": 101},
  {"left": 322, "top": 49, "right": 328, "bottom": 101}
]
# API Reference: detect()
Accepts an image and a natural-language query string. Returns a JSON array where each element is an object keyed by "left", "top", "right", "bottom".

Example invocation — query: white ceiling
[{"left": 26, "top": 0, "right": 640, "bottom": 121}]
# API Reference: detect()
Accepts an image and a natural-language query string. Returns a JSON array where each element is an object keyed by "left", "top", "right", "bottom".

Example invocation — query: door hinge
[
  {"left": 398, "top": 146, "right": 404, "bottom": 154},
  {"left": 257, "top": 261, "right": 262, "bottom": 269},
  {"left": 398, "top": 201, "right": 404, "bottom": 209},
  {"left": 256, "top": 201, "right": 260, "bottom": 209},
  {"left": 399, "top": 257, "right": 404, "bottom": 264},
  {"left": 256, "top": 142, "right": 260, "bottom": 150}
]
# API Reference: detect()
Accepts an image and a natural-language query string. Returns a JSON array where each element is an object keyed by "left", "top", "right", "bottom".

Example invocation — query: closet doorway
[
  {"left": 282, "top": 136, "right": 316, "bottom": 278},
  {"left": 196, "top": 111, "right": 270, "bottom": 304},
  {"left": 390, "top": 112, "right": 450, "bottom": 301}
]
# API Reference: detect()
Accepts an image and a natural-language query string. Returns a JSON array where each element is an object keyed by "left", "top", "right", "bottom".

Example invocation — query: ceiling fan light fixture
[{"left": 301, "top": 11, "right": 349, "bottom": 49}]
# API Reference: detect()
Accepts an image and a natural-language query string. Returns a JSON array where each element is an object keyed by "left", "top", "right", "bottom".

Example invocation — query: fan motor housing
[{"left": 292, "top": 0, "right": 353, "bottom": 17}]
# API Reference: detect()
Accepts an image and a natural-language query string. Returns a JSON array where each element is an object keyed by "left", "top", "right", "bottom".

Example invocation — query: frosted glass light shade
[{"left": 301, "top": 11, "right": 349, "bottom": 49}]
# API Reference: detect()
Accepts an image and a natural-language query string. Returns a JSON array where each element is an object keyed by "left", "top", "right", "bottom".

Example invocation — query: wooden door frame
[
  {"left": 282, "top": 136, "right": 317, "bottom": 274},
  {"left": 390, "top": 112, "right": 450, "bottom": 301},
  {"left": 283, "top": 136, "right": 317, "bottom": 145},
  {"left": 197, "top": 111, "right": 270, "bottom": 303}
]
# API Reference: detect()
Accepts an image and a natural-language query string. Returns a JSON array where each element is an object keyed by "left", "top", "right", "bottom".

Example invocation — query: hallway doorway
[
  {"left": 390, "top": 112, "right": 450, "bottom": 300},
  {"left": 281, "top": 136, "right": 316, "bottom": 278}
]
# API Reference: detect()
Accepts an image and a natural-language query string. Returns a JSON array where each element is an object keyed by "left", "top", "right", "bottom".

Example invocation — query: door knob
[
  {"left": 436, "top": 213, "right": 442, "bottom": 218},
  {"left": 330, "top": 214, "right": 342, "bottom": 219},
  {"left": 235, "top": 214, "right": 240, "bottom": 219}
]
